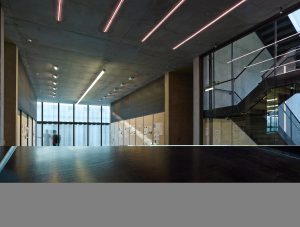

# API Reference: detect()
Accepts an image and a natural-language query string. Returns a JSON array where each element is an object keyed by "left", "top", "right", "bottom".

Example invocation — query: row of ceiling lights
[
  {"left": 56, "top": 0, "right": 248, "bottom": 49},
  {"left": 51, "top": 65, "right": 59, "bottom": 98},
  {"left": 100, "top": 76, "right": 135, "bottom": 101},
  {"left": 52, "top": 0, "right": 247, "bottom": 104}
]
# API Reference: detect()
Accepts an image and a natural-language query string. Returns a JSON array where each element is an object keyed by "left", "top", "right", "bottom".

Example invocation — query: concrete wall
[
  {"left": 111, "top": 77, "right": 164, "bottom": 123},
  {"left": 203, "top": 118, "right": 256, "bottom": 145},
  {"left": 18, "top": 57, "right": 37, "bottom": 119},
  {"left": 165, "top": 72, "right": 193, "bottom": 145},
  {"left": 0, "top": 8, "right": 4, "bottom": 145},
  {"left": 4, "top": 42, "right": 18, "bottom": 145}
]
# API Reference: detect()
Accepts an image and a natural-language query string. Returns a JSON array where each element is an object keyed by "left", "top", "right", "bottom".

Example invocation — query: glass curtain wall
[
  {"left": 202, "top": 7, "right": 300, "bottom": 145},
  {"left": 37, "top": 102, "right": 110, "bottom": 146}
]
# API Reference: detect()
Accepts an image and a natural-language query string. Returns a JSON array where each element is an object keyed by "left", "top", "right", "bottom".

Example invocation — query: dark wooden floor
[{"left": 1, "top": 146, "right": 300, "bottom": 182}]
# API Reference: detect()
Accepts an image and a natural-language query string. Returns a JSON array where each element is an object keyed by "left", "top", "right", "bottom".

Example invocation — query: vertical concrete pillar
[
  {"left": 193, "top": 56, "right": 203, "bottom": 145},
  {"left": 164, "top": 73, "right": 170, "bottom": 145},
  {"left": 0, "top": 8, "right": 4, "bottom": 146},
  {"left": 164, "top": 71, "right": 193, "bottom": 145},
  {"left": 4, "top": 42, "right": 19, "bottom": 145}
]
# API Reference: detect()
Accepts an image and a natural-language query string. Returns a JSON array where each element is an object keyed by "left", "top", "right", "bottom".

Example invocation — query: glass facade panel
[
  {"left": 60, "top": 104, "right": 73, "bottom": 122},
  {"left": 37, "top": 102, "right": 110, "bottom": 146},
  {"left": 102, "top": 125, "right": 110, "bottom": 146},
  {"left": 37, "top": 123, "right": 42, "bottom": 146},
  {"left": 102, "top": 106, "right": 111, "bottom": 123},
  {"left": 37, "top": 102, "right": 42, "bottom": 121},
  {"left": 89, "top": 125, "right": 101, "bottom": 146},
  {"left": 75, "top": 124, "right": 87, "bottom": 146},
  {"left": 60, "top": 124, "right": 73, "bottom": 146},
  {"left": 89, "top": 105, "right": 101, "bottom": 123},
  {"left": 43, "top": 102, "right": 58, "bottom": 122},
  {"left": 75, "top": 104, "right": 87, "bottom": 122},
  {"left": 201, "top": 11, "right": 300, "bottom": 145},
  {"left": 43, "top": 124, "right": 58, "bottom": 146}
]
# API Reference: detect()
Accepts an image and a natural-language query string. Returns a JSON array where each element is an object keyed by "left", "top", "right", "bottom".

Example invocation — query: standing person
[
  {"left": 43, "top": 129, "right": 51, "bottom": 146},
  {"left": 52, "top": 130, "right": 60, "bottom": 146}
]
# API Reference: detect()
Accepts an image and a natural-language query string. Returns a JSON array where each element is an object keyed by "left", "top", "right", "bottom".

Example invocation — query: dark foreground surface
[{"left": 1, "top": 146, "right": 300, "bottom": 182}]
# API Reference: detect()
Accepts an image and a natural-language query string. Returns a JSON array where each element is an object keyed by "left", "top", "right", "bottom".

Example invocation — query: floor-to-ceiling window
[
  {"left": 202, "top": 6, "right": 300, "bottom": 145},
  {"left": 37, "top": 102, "right": 110, "bottom": 146}
]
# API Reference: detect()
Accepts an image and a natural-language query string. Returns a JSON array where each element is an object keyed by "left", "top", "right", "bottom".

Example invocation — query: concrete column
[
  {"left": 164, "top": 71, "right": 193, "bottom": 145},
  {"left": 4, "top": 42, "right": 19, "bottom": 145},
  {"left": 193, "top": 56, "right": 203, "bottom": 145},
  {"left": 0, "top": 9, "right": 4, "bottom": 146},
  {"left": 164, "top": 73, "right": 170, "bottom": 145}
]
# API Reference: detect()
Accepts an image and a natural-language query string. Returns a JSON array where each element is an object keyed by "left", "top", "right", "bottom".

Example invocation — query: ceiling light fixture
[
  {"left": 173, "top": 0, "right": 247, "bottom": 50},
  {"left": 53, "top": 74, "right": 58, "bottom": 79},
  {"left": 120, "top": 82, "right": 126, "bottom": 87},
  {"left": 53, "top": 87, "right": 57, "bottom": 91},
  {"left": 76, "top": 69, "right": 106, "bottom": 105},
  {"left": 141, "top": 0, "right": 186, "bottom": 42},
  {"left": 53, "top": 82, "right": 57, "bottom": 85},
  {"left": 228, "top": 32, "right": 300, "bottom": 64},
  {"left": 205, "top": 87, "right": 214, "bottom": 92},
  {"left": 103, "top": 0, "right": 125, "bottom": 33},
  {"left": 27, "top": 38, "right": 33, "bottom": 43},
  {"left": 56, "top": 0, "right": 64, "bottom": 22},
  {"left": 128, "top": 76, "right": 135, "bottom": 81},
  {"left": 53, "top": 65, "right": 59, "bottom": 71}
]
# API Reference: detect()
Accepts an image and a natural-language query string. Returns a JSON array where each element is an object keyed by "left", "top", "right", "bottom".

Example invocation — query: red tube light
[
  {"left": 173, "top": 0, "right": 247, "bottom": 50},
  {"left": 103, "top": 0, "right": 125, "bottom": 33},
  {"left": 141, "top": 0, "right": 187, "bottom": 42},
  {"left": 56, "top": 0, "right": 64, "bottom": 22}
]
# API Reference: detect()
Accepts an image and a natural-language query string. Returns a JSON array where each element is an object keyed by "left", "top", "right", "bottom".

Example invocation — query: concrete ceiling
[{"left": 1, "top": 0, "right": 300, "bottom": 105}]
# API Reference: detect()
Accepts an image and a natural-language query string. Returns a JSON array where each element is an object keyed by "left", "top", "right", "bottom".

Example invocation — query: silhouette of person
[
  {"left": 52, "top": 130, "right": 60, "bottom": 146},
  {"left": 43, "top": 129, "right": 51, "bottom": 146}
]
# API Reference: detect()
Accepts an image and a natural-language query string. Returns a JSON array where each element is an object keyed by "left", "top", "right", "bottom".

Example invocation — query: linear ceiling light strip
[
  {"left": 260, "top": 59, "right": 300, "bottom": 73},
  {"left": 244, "top": 47, "right": 300, "bottom": 69},
  {"left": 103, "top": 0, "right": 125, "bottom": 32},
  {"left": 173, "top": 0, "right": 247, "bottom": 50},
  {"left": 76, "top": 70, "right": 106, "bottom": 105},
  {"left": 56, "top": 0, "right": 64, "bottom": 22},
  {"left": 228, "top": 31, "right": 300, "bottom": 64},
  {"left": 141, "top": 0, "right": 187, "bottom": 42}
]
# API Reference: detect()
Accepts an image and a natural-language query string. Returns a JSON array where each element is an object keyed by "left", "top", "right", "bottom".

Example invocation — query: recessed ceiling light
[
  {"left": 113, "top": 88, "right": 118, "bottom": 92},
  {"left": 53, "top": 82, "right": 57, "bottom": 85},
  {"left": 56, "top": 0, "right": 64, "bottom": 22},
  {"left": 53, "top": 65, "right": 59, "bottom": 71},
  {"left": 128, "top": 76, "right": 135, "bottom": 81},
  {"left": 103, "top": 0, "right": 126, "bottom": 33},
  {"left": 120, "top": 82, "right": 126, "bottom": 87},
  {"left": 76, "top": 69, "right": 106, "bottom": 105},
  {"left": 53, "top": 74, "right": 58, "bottom": 79},
  {"left": 27, "top": 38, "right": 33, "bottom": 43},
  {"left": 173, "top": 0, "right": 247, "bottom": 50},
  {"left": 141, "top": 0, "right": 186, "bottom": 42},
  {"left": 53, "top": 87, "right": 57, "bottom": 91}
]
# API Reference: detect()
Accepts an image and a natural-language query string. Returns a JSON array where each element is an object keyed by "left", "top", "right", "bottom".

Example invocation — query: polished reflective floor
[{"left": 1, "top": 146, "right": 300, "bottom": 182}]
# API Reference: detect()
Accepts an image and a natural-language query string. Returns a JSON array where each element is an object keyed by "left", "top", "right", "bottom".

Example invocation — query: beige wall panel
[
  {"left": 33, "top": 119, "right": 36, "bottom": 146},
  {"left": 16, "top": 110, "right": 20, "bottom": 146},
  {"left": 153, "top": 112, "right": 165, "bottom": 145},
  {"left": 110, "top": 123, "right": 115, "bottom": 146},
  {"left": 21, "top": 112, "right": 27, "bottom": 146},
  {"left": 129, "top": 118, "right": 136, "bottom": 145},
  {"left": 143, "top": 114, "right": 153, "bottom": 145},
  {"left": 124, "top": 120, "right": 130, "bottom": 145},
  {"left": 118, "top": 121, "right": 124, "bottom": 146},
  {"left": 114, "top": 122, "right": 119, "bottom": 146},
  {"left": 135, "top": 117, "right": 144, "bottom": 145},
  {"left": 28, "top": 116, "right": 32, "bottom": 146}
]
